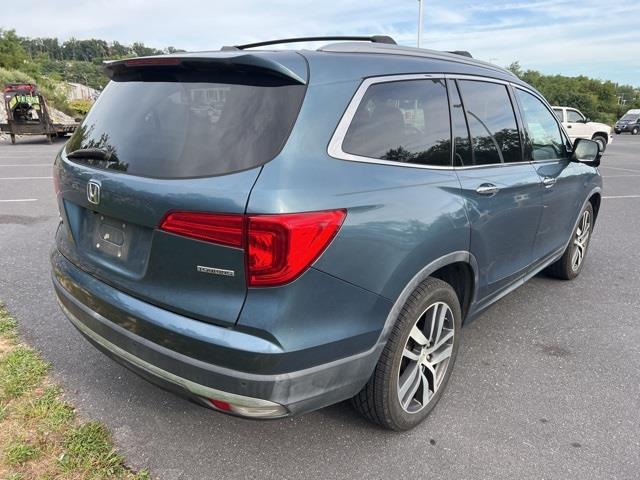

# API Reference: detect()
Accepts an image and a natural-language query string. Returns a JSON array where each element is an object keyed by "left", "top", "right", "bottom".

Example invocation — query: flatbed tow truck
[{"left": 0, "top": 83, "right": 78, "bottom": 144}]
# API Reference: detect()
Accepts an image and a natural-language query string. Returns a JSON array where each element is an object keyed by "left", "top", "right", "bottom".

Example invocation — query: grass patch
[
  {"left": 61, "top": 422, "right": 131, "bottom": 477},
  {"left": 19, "top": 386, "right": 74, "bottom": 431},
  {"left": 6, "top": 473, "right": 25, "bottom": 480},
  {"left": 0, "top": 347, "right": 49, "bottom": 400},
  {"left": 0, "top": 307, "right": 17, "bottom": 338},
  {"left": 0, "top": 304, "right": 149, "bottom": 479},
  {"left": 4, "top": 439, "right": 41, "bottom": 466}
]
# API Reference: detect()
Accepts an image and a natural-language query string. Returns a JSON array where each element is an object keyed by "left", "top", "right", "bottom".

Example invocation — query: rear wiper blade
[{"left": 66, "top": 148, "right": 119, "bottom": 163}]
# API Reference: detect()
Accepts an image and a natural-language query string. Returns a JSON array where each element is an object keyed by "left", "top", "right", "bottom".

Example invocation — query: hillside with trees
[
  {"left": 0, "top": 29, "right": 183, "bottom": 115},
  {"left": 0, "top": 29, "right": 638, "bottom": 124}
]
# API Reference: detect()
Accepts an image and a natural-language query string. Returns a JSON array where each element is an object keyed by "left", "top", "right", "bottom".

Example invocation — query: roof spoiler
[
  {"left": 103, "top": 53, "right": 307, "bottom": 85},
  {"left": 447, "top": 50, "right": 473, "bottom": 58}
]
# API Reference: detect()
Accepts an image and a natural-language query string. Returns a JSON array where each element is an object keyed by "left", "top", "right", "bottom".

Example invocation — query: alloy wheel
[
  {"left": 571, "top": 209, "right": 591, "bottom": 272},
  {"left": 397, "top": 301, "right": 454, "bottom": 413}
]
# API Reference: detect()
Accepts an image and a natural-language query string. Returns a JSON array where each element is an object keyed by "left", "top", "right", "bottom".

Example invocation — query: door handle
[
  {"left": 567, "top": 125, "right": 572, "bottom": 128},
  {"left": 476, "top": 183, "right": 499, "bottom": 196},
  {"left": 542, "top": 176, "right": 557, "bottom": 188}
]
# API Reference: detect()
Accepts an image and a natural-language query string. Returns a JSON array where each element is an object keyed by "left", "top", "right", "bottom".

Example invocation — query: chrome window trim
[{"left": 327, "top": 73, "right": 560, "bottom": 171}]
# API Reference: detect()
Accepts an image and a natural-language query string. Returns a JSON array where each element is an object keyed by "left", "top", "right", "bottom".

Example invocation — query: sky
[{"left": 3, "top": 0, "right": 640, "bottom": 86}]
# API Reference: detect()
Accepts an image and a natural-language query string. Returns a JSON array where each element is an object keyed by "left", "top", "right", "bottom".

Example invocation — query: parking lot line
[
  {"left": 0, "top": 154, "right": 53, "bottom": 157},
  {"left": 0, "top": 198, "right": 38, "bottom": 203},
  {"left": 599, "top": 165, "right": 640, "bottom": 174},
  {"left": 602, "top": 195, "right": 640, "bottom": 199},
  {"left": 0, "top": 164, "right": 51, "bottom": 167},
  {"left": 0, "top": 176, "right": 53, "bottom": 180}
]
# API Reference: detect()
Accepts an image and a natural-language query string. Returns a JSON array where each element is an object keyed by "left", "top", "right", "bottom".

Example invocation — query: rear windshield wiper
[{"left": 66, "top": 148, "right": 119, "bottom": 164}]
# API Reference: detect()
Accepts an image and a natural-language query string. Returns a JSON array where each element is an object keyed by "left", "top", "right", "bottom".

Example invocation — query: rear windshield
[{"left": 65, "top": 71, "right": 306, "bottom": 178}]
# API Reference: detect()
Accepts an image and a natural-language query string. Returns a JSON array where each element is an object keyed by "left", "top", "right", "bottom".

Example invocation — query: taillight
[
  {"left": 159, "top": 209, "right": 346, "bottom": 287},
  {"left": 247, "top": 210, "right": 346, "bottom": 286},
  {"left": 159, "top": 212, "right": 244, "bottom": 248}
]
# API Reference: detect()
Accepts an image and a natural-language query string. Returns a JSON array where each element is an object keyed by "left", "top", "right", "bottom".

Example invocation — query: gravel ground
[{"left": 0, "top": 134, "right": 638, "bottom": 479}]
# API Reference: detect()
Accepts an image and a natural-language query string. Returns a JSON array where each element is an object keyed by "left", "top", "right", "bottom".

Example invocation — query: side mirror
[
  {"left": 583, "top": 117, "right": 591, "bottom": 123},
  {"left": 571, "top": 138, "right": 602, "bottom": 166}
]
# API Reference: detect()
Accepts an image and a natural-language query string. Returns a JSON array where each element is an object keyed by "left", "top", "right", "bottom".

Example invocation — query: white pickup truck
[{"left": 552, "top": 106, "right": 612, "bottom": 152}]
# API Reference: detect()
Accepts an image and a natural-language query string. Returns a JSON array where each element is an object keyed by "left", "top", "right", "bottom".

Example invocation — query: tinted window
[
  {"left": 65, "top": 73, "right": 306, "bottom": 178},
  {"left": 621, "top": 114, "right": 639, "bottom": 122},
  {"left": 567, "top": 109, "right": 584, "bottom": 123},
  {"left": 516, "top": 89, "right": 567, "bottom": 161},
  {"left": 449, "top": 80, "right": 472, "bottom": 166},
  {"left": 457, "top": 80, "right": 521, "bottom": 164},
  {"left": 553, "top": 109, "right": 564, "bottom": 121},
  {"left": 342, "top": 79, "right": 451, "bottom": 166}
]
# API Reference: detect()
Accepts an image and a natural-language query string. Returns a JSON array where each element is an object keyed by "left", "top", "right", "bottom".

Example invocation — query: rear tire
[
  {"left": 546, "top": 202, "right": 594, "bottom": 280},
  {"left": 592, "top": 135, "right": 607, "bottom": 153},
  {"left": 352, "top": 277, "right": 461, "bottom": 431}
]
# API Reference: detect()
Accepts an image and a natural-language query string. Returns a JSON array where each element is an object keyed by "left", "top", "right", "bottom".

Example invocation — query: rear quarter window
[{"left": 341, "top": 79, "right": 451, "bottom": 167}]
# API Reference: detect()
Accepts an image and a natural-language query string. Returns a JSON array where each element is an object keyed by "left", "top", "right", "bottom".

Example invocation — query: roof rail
[{"left": 223, "top": 35, "right": 397, "bottom": 51}]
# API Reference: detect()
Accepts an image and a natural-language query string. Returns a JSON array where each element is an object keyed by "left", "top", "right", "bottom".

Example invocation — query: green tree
[
  {"left": 508, "top": 62, "right": 632, "bottom": 124},
  {"left": 0, "top": 29, "right": 28, "bottom": 69}
]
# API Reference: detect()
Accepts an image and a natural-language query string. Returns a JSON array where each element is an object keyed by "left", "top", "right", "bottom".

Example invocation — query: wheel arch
[
  {"left": 588, "top": 192, "right": 601, "bottom": 224},
  {"left": 430, "top": 262, "right": 474, "bottom": 322},
  {"left": 379, "top": 252, "right": 478, "bottom": 346}
]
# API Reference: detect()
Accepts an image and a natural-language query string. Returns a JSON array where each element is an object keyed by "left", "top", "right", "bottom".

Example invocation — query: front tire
[
  {"left": 632, "top": 127, "right": 639, "bottom": 135},
  {"left": 352, "top": 277, "right": 461, "bottom": 430},
  {"left": 592, "top": 135, "right": 607, "bottom": 153},
  {"left": 546, "top": 202, "right": 594, "bottom": 280}
]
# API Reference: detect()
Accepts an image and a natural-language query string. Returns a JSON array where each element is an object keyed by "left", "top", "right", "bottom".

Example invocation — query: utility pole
[{"left": 417, "top": 0, "right": 424, "bottom": 48}]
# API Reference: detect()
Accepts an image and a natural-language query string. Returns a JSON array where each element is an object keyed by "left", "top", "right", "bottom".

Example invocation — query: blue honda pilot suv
[{"left": 51, "top": 36, "right": 603, "bottom": 430}]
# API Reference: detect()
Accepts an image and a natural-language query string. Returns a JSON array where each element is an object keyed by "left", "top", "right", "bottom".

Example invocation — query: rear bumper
[{"left": 51, "top": 249, "right": 385, "bottom": 416}]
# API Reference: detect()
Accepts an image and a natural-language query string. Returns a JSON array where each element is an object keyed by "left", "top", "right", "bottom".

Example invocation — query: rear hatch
[{"left": 54, "top": 51, "right": 307, "bottom": 327}]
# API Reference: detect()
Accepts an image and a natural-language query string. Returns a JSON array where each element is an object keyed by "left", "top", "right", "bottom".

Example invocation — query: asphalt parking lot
[{"left": 0, "top": 134, "right": 638, "bottom": 480}]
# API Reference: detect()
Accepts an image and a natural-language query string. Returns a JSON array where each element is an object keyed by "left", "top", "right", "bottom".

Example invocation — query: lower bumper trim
[{"left": 57, "top": 298, "right": 289, "bottom": 418}]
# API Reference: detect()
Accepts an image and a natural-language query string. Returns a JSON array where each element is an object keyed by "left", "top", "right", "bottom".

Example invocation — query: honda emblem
[{"left": 87, "top": 180, "right": 101, "bottom": 205}]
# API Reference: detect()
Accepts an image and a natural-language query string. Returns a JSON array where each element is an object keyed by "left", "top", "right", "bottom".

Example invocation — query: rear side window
[
  {"left": 515, "top": 89, "right": 568, "bottom": 161},
  {"left": 65, "top": 73, "right": 306, "bottom": 178},
  {"left": 342, "top": 79, "right": 451, "bottom": 166},
  {"left": 457, "top": 80, "right": 521, "bottom": 165},
  {"left": 553, "top": 109, "right": 564, "bottom": 121}
]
